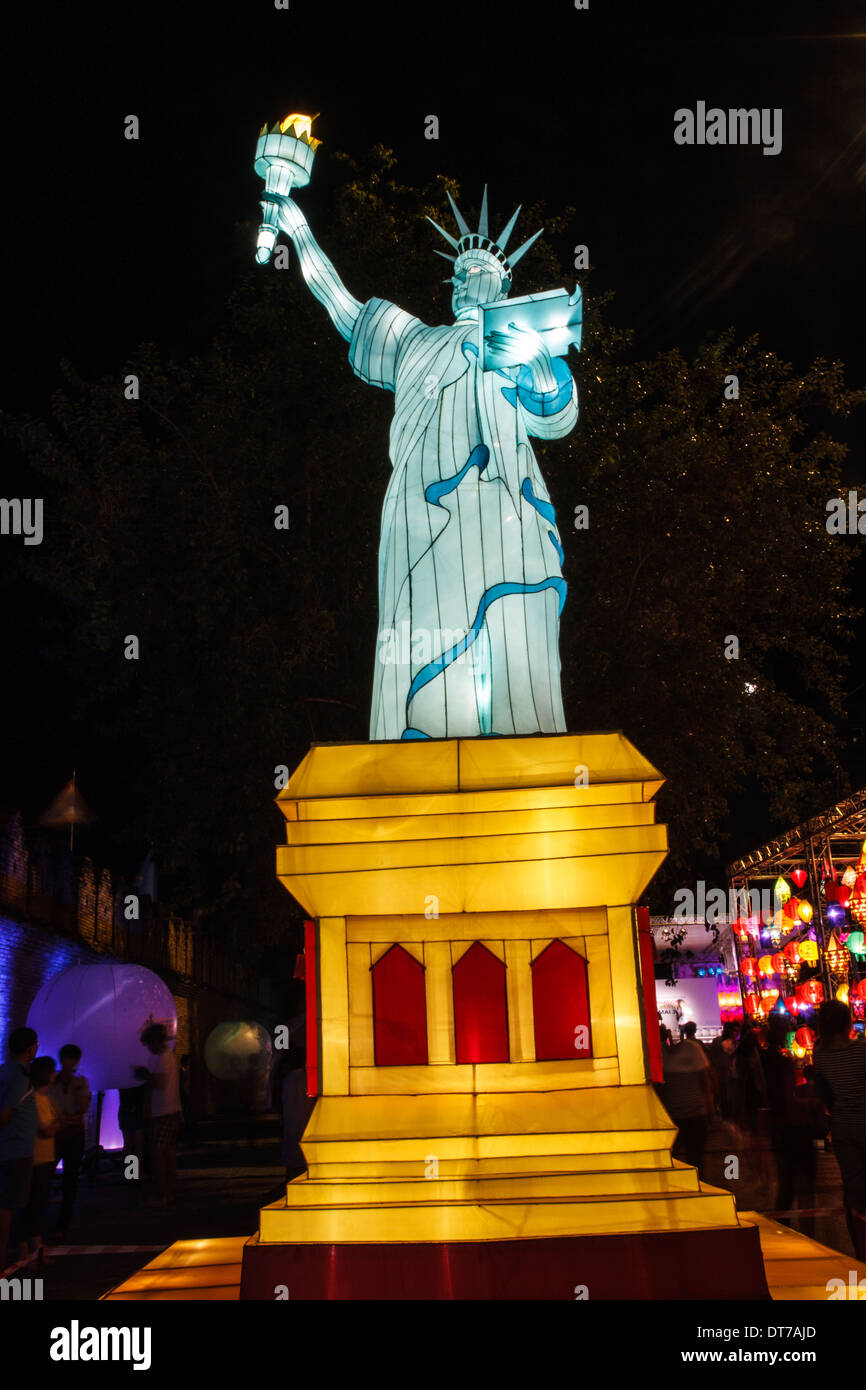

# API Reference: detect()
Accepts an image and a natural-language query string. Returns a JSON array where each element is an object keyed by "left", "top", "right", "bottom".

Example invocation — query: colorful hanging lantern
[
  {"left": 790, "top": 868, "right": 807, "bottom": 890},
  {"left": 796, "top": 979, "right": 824, "bottom": 1007},
  {"left": 791, "top": 1041, "right": 807, "bottom": 1059},
  {"left": 741, "top": 956, "right": 759, "bottom": 976},
  {"left": 783, "top": 897, "right": 800, "bottom": 921},
  {"left": 854, "top": 979, "right": 866, "bottom": 1002},
  {"left": 849, "top": 874, "right": 866, "bottom": 928},
  {"left": 770, "top": 953, "right": 785, "bottom": 973},
  {"left": 758, "top": 954, "right": 776, "bottom": 976},
  {"left": 836, "top": 983, "right": 850, "bottom": 1005},
  {"left": 782, "top": 940, "right": 801, "bottom": 964},
  {"left": 825, "top": 932, "right": 851, "bottom": 975},
  {"left": 827, "top": 902, "right": 846, "bottom": 925},
  {"left": 798, "top": 940, "right": 819, "bottom": 964},
  {"left": 847, "top": 930, "right": 866, "bottom": 958},
  {"left": 796, "top": 899, "right": 813, "bottom": 924},
  {"left": 842, "top": 865, "right": 857, "bottom": 888},
  {"left": 784, "top": 995, "right": 799, "bottom": 1013},
  {"left": 774, "top": 876, "right": 791, "bottom": 906}
]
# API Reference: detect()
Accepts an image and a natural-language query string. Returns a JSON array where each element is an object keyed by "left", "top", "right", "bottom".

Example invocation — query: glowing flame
[{"left": 280, "top": 112, "right": 316, "bottom": 139}]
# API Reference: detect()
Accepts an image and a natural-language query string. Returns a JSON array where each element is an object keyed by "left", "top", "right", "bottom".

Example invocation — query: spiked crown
[{"left": 427, "top": 186, "right": 543, "bottom": 283}]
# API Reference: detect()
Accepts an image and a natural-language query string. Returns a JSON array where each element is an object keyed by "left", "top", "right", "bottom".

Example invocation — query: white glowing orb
[
  {"left": 204, "top": 1021, "right": 272, "bottom": 1082},
  {"left": 27, "top": 962, "right": 177, "bottom": 1091}
]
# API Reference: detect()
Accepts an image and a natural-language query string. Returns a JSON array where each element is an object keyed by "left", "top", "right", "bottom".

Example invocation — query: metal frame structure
[{"left": 727, "top": 789, "right": 866, "bottom": 1000}]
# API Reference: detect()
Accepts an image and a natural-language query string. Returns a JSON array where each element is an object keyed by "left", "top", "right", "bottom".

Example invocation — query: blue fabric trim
[
  {"left": 401, "top": 728, "right": 431, "bottom": 740},
  {"left": 521, "top": 479, "right": 564, "bottom": 565},
  {"left": 520, "top": 477, "right": 556, "bottom": 525},
  {"left": 425, "top": 445, "right": 490, "bottom": 508},
  {"left": 405, "top": 576, "right": 568, "bottom": 716}
]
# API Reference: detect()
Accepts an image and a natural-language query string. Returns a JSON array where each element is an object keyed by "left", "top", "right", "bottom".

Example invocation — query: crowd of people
[
  {"left": 657, "top": 1000, "right": 866, "bottom": 1260},
  {"left": 0, "top": 1022, "right": 185, "bottom": 1266},
  {"left": 1, "top": 1020, "right": 312, "bottom": 1268}
]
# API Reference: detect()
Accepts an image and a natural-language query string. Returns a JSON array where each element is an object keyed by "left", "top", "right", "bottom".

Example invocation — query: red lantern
[
  {"left": 796, "top": 980, "right": 824, "bottom": 1007},
  {"left": 825, "top": 883, "right": 842, "bottom": 903},
  {"left": 741, "top": 957, "right": 758, "bottom": 977},
  {"left": 854, "top": 980, "right": 866, "bottom": 1002},
  {"left": 795, "top": 1027, "right": 816, "bottom": 1048},
  {"left": 782, "top": 941, "right": 801, "bottom": 964},
  {"left": 770, "top": 953, "right": 785, "bottom": 973},
  {"left": 784, "top": 995, "right": 799, "bottom": 1013},
  {"left": 790, "top": 869, "right": 807, "bottom": 889},
  {"left": 783, "top": 898, "right": 800, "bottom": 920},
  {"left": 744, "top": 995, "right": 763, "bottom": 1017}
]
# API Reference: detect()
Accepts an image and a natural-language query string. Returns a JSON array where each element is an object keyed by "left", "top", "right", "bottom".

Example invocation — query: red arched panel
[
  {"left": 532, "top": 940, "right": 592, "bottom": 1060},
  {"left": 452, "top": 942, "right": 509, "bottom": 1064},
  {"left": 372, "top": 945, "right": 428, "bottom": 1066}
]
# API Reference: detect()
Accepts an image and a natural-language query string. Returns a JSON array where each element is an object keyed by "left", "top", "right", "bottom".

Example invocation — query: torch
[{"left": 254, "top": 112, "right": 321, "bottom": 265}]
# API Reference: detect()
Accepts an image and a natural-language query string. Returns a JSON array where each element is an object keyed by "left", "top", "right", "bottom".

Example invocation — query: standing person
[
  {"left": 732, "top": 1026, "right": 767, "bottom": 1132},
  {"left": 813, "top": 1000, "right": 866, "bottom": 1261},
  {"left": 117, "top": 1082, "right": 147, "bottom": 1174},
  {"left": 178, "top": 1054, "right": 195, "bottom": 1145},
  {"left": 47, "top": 1043, "right": 91, "bottom": 1241},
  {"left": 762, "top": 1020, "right": 824, "bottom": 1238},
  {"left": 15, "top": 1057, "right": 60, "bottom": 1259},
  {"left": 707, "top": 1023, "right": 740, "bottom": 1118},
  {"left": 275, "top": 1047, "right": 315, "bottom": 1180},
  {"left": 661, "top": 1037, "right": 714, "bottom": 1178},
  {"left": 135, "top": 1024, "right": 181, "bottom": 1207},
  {"left": 0, "top": 1027, "right": 39, "bottom": 1260}
]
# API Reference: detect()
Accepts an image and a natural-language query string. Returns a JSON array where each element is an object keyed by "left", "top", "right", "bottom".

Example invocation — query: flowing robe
[{"left": 349, "top": 297, "right": 578, "bottom": 741}]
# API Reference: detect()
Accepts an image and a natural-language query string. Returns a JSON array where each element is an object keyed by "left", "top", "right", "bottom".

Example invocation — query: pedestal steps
[{"left": 259, "top": 1182, "right": 739, "bottom": 1243}]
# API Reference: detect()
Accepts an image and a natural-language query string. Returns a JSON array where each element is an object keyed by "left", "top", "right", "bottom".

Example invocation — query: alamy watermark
[
  {"left": 672, "top": 881, "right": 776, "bottom": 926},
  {"left": 378, "top": 622, "right": 485, "bottom": 668},
  {"left": 0, "top": 498, "right": 43, "bottom": 545},
  {"left": 674, "top": 102, "right": 782, "bottom": 157}
]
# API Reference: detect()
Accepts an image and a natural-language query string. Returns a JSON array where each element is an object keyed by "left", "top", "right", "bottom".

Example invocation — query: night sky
[{"left": 2, "top": 0, "right": 865, "bottom": 864}]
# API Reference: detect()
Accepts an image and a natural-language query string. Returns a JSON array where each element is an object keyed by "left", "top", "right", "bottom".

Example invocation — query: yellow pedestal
[{"left": 259, "top": 733, "right": 746, "bottom": 1251}]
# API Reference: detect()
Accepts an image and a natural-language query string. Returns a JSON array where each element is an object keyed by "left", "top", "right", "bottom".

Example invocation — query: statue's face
[{"left": 450, "top": 255, "right": 507, "bottom": 320}]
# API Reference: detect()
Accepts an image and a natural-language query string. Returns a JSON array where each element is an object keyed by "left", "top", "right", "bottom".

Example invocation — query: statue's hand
[
  {"left": 484, "top": 323, "right": 557, "bottom": 393},
  {"left": 274, "top": 195, "right": 307, "bottom": 239}
]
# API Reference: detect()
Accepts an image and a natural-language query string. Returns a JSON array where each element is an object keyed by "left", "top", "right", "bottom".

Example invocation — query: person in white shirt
[{"left": 134, "top": 1024, "right": 181, "bottom": 1207}]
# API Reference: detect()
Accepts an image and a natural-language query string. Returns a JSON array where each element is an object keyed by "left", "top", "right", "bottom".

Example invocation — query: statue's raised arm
[
  {"left": 275, "top": 196, "right": 362, "bottom": 344},
  {"left": 253, "top": 113, "right": 361, "bottom": 343}
]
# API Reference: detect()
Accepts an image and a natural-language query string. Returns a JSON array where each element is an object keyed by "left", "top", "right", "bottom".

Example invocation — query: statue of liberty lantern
[{"left": 256, "top": 120, "right": 582, "bottom": 740}]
